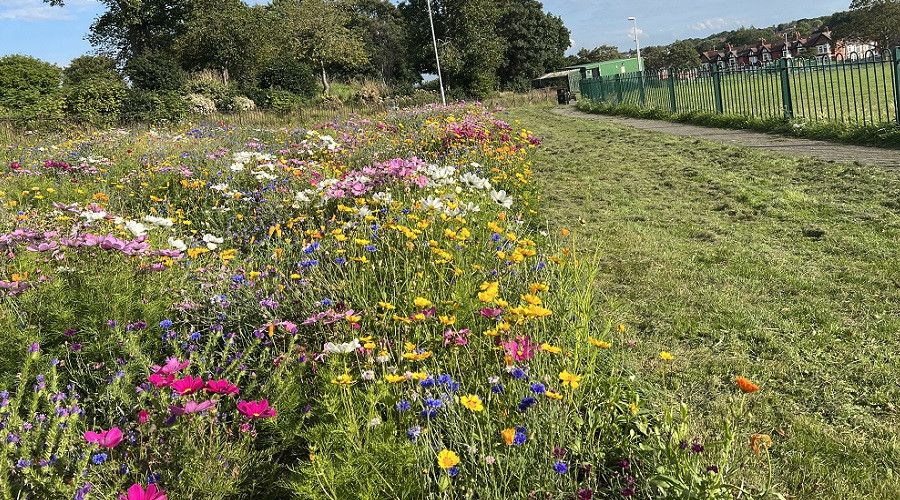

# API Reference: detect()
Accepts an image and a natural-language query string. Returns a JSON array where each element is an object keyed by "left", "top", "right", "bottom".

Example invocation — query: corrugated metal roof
[{"left": 533, "top": 69, "right": 578, "bottom": 80}]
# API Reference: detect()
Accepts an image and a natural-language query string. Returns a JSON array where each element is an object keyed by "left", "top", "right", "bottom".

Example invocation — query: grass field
[
  {"left": 508, "top": 105, "right": 900, "bottom": 498},
  {"left": 585, "top": 60, "right": 898, "bottom": 125}
]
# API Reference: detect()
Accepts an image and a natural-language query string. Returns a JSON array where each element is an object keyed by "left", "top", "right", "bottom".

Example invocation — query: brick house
[{"left": 699, "top": 28, "right": 876, "bottom": 68}]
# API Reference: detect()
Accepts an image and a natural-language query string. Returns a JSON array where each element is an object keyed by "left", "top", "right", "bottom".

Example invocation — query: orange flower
[
  {"left": 750, "top": 433, "right": 772, "bottom": 455},
  {"left": 501, "top": 428, "right": 516, "bottom": 445},
  {"left": 736, "top": 376, "right": 760, "bottom": 393}
]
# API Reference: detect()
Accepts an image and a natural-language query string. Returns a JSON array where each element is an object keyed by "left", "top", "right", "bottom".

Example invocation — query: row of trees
[{"left": 36, "top": 0, "right": 571, "bottom": 98}]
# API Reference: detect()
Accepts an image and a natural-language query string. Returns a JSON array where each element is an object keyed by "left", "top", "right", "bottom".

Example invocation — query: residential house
[{"left": 699, "top": 28, "right": 875, "bottom": 68}]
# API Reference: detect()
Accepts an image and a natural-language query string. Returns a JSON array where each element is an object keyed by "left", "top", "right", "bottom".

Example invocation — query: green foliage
[
  {"left": 121, "top": 89, "right": 188, "bottom": 123},
  {"left": 666, "top": 41, "right": 701, "bottom": 68},
  {"left": 255, "top": 89, "right": 305, "bottom": 113},
  {"left": 257, "top": 55, "right": 319, "bottom": 99},
  {"left": 124, "top": 51, "right": 187, "bottom": 91},
  {"left": 340, "top": 0, "right": 419, "bottom": 87},
  {"left": 563, "top": 45, "right": 624, "bottom": 66},
  {"left": 495, "top": 0, "right": 570, "bottom": 91},
  {"left": 63, "top": 80, "right": 126, "bottom": 124},
  {"left": 62, "top": 55, "right": 122, "bottom": 87},
  {"left": 0, "top": 55, "right": 64, "bottom": 123},
  {"left": 87, "top": 0, "right": 192, "bottom": 62},
  {"left": 846, "top": 0, "right": 900, "bottom": 48}
]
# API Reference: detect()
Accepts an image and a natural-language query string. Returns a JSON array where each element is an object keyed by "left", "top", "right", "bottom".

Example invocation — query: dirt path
[{"left": 553, "top": 106, "right": 900, "bottom": 168}]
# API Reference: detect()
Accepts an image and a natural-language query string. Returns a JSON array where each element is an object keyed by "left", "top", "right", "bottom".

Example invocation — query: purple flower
[
  {"left": 530, "top": 383, "right": 546, "bottom": 394},
  {"left": 518, "top": 396, "right": 535, "bottom": 412},
  {"left": 553, "top": 461, "right": 568, "bottom": 474},
  {"left": 168, "top": 399, "right": 216, "bottom": 416},
  {"left": 71, "top": 343, "right": 83, "bottom": 351},
  {"left": 447, "top": 466, "right": 459, "bottom": 477},
  {"left": 395, "top": 400, "right": 410, "bottom": 412},
  {"left": 27, "top": 342, "right": 39, "bottom": 354}
]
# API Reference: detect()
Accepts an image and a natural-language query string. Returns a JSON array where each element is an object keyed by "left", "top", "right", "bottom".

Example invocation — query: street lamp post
[
  {"left": 628, "top": 16, "right": 642, "bottom": 72},
  {"left": 426, "top": 0, "right": 446, "bottom": 106}
]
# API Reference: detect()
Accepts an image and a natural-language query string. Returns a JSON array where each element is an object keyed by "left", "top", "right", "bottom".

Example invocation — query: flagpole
[{"left": 426, "top": 0, "right": 446, "bottom": 105}]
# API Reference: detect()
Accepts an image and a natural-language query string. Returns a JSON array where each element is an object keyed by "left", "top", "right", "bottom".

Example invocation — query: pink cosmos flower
[
  {"left": 480, "top": 307, "right": 503, "bottom": 318},
  {"left": 172, "top": 375, "right": 205, "bottom": 395},
  {"left": 148, "top": 374, "right": 174, "bottom": 388},
  {"left": 205, "top": 379, "right": 240, "bottom": 395},
  {"left": 119, "top": 483, "right": 167, "bottom": 500},
  {"left": 168, "top": 399, "right": 217, "bottom": 416},
  {"left": 84, "top": 427, "right": 123, "bottom": 448},
  {"left": 151, "top": 357, "right": 189, "bottom": 376},
  {"left": 138, "top": 411, "right": 150, "bottom": 424},
  {"left": 237, "top": 399, "right": 277, "bottom": 419},
  {"left": 502, "top": 334, "right": 538, "bottom": 362}
]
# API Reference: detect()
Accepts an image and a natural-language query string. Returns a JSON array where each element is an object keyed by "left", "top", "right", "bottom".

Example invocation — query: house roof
[{"left": 533, "top": 69, "right": 578, "bottom": 80}]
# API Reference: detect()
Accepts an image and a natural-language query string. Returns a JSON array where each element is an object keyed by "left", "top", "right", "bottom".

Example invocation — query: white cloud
[
  {"left": 690, "top": 18, "right": 746, "bottom": 32},
  {"left": 628, "top": 26, "right": 645, "bottom": 40},
  {"left": 0, "top": 0, "right": 96, "bottom": 21}
]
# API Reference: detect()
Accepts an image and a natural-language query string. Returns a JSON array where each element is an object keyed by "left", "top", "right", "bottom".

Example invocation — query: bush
[
  {"left": 255, "top": 89, "right": 304, "bottom": 113},
  {"left": 230, "top": 95, "right": 256, "bottom": 112},
  {"left": 63, "top": 81, "right": 127, "bottom": 124},
  {"left": 0, "top": 54, "right": 63, "bottom": 123},
  {"left": 183, "top": 93, "right": 217, "bottom": 115},
  {"left": 121, "top": 89, "right": 188, "bottom": 123},
  {"left": 62, "top": 55, "right": 122, "bottom": 87},
  {"left": 125, "top": 52, "right": 187, "bottom": 91},
  {"left": 257, "top": 56, "right": 317, "bottom": 99}
]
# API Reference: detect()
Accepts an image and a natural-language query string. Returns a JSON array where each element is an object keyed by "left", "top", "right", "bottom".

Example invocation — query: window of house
[
  {"left": 762, "top": 51, "right": 771, "bottom": 62},
  {"left": 817, "top": 44, "right": 830, "bottom": 55}
]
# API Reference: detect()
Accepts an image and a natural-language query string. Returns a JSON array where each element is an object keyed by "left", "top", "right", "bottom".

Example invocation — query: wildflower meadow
[{"left": 0, "top": 104, "right": 767, "bottom": 499}]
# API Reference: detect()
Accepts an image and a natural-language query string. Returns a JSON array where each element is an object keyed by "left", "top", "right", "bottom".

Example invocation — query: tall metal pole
[
  {"left": 426, "top": 0, "right": 446, "bottom": 105},
  {"left": 629, "top": 17, "right": 642, "bottom": 71}
]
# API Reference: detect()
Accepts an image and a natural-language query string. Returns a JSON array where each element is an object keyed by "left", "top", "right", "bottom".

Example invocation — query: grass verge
[
  {"left": 509, "top": 104, "right": 900, "bottom": 498},
  {"left": 576, "top": 99, "right": 900, "bottom": 149}
]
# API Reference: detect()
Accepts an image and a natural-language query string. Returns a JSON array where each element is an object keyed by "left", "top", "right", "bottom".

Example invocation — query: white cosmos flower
[
  {"left": 80, "top": 210, "right": 107, "bottom": 222},
  {"left": 324, "top": 339, "right": 361, "bottom": 354},
  {"left": 143, "top": 215, "right": 173, "bottom": 228},
  {"left": 459, "top": 172, "right": 491, "bottom": 190},
  {"left": 124, "top": 220, "right": 149, "bottom": 237},
  {"left": 168, "top": 237, "right": 187, "bottom": 251},
  {"left": 202, "top": 233, "right": 224, "bottom": 250},
  {"left": 490, "top": 190, "right": 513, "bottom": 209},
  {"left": 421, "top": 196, "right": 444, "bottom": 211}
]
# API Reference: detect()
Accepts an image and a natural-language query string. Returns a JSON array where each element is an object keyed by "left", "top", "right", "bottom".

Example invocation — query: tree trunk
[
  {"left": 222, "top": 67, "right": 229, "bottom": 86},
  {"left": 320, "top": 61, "right": 330, "bottom": 94}
]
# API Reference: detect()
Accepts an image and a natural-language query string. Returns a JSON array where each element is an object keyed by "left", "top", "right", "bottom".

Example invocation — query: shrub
[
  {"left": 124, "top": 52, "right": 187, "bottom": 91},
  {"left": 121, "top": 89, "right": 188, "bottom": 123},
  {"left": 230, "top": 95, "right": 256, "bottom": 112},
  {"left": 62, "top": 55, "right": 122, "bottom": 87},
  {"left": 63, "top": 81, "right": 127, "bottom": 124},
  {"left": 257, "top": 56, "right": 317, "bottom": 99},
  {"left": 256, "top": 89, "right": 304, "bottom": 113},
  {"left": 183, "top": 93, "right": 217, "bottom": 115},
  {"left": 0, "top": 54, "right": 64, "bottom": 124}
]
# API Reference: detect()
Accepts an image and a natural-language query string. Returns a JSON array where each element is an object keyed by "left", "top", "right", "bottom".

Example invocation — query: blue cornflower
[
  {"left": 448, "top": 466, "right": 459, "bottom": 477},
  {"left": 335, "top": 257, "right": 347, "bottom": 264},
  {"left": 420, "top": 409, "right": 438, "bottom": 419},
  {"left": 437, "top": 374, "right": 452, "bottom": 386},
  {"left": 511, "top": 368, "right": 525, "bottom": 379},
  {"left": 518, "top": 397, "right": 536, "bottom": 412},
  {"left": 16, "top": 459, "right": 30, "bottom": 469},
  {"left": 424, "top": 398, "right": 443, "bottom": 409},
  {"left": 300, "top": 260, "right": 319, "bottom": 268},
  {"left": 491, "top": 384, "right": 504, "bottom": 394},
  {"left": 148, "top": 473, "right": 161, "bottom": 484},
  {"left": 491, "top": 233, "right": 502, "bottom": 242},
  {"left": 119, "top": 463, "right": 129, "bottom": 475},
  {"left": 513, "top": 431, "right": 527, "bottom": 446},
  {"left": 395, "top": 400, "right": 411, "bottom": 412},
  {"left": 190, "top": 332, "right": 201, "bottom": 341},
  {"left": 419, "top": 377, "right": 436, "bottom": 388},
  {"left": 406, "top": 426, "right": 421, "bottom": 442},
  {"left": 159, "top": 319, "right": 173, "bottom": 329},
  {"left": 365, "top": 245, "right": 377, "bottom": 252},
  {"left": 553, "top": 461, "right": 568, "bottom": 474},
  {"left": 530, "top": 383, "right": 546, "bottom": 394},
  {"left": 321, "top": 299, "right": 332, "bottom": 306},
  {"left": 91, "top": 453, "right": 108, "bottom": 465},
  {"left": 447, "top": 381, "right": 461, "bottom": 392}
]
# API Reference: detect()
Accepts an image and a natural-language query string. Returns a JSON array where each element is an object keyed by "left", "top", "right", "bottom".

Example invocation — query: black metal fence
[{"left": 580, "top": 48, "right": 900, "bottom": 125}]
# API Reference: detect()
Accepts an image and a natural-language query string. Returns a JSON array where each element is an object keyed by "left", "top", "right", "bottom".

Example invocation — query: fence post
[
  {"left": 615, "top": 74, "right": 622, "bottom": 104},
  {"left": 894, "top": 47, "right": 900, "bottom": 124},
  {"left": 711, "top": 64, "right": 724, "bottom": 114},
  {"left": 600, "top": 76, "right": 607, "bottom": 102},
  {"left": 779, "top": 58, "right": 794, "bottom": 119},
  {"left": 638, "top": 71, "right": 646, "bottom": 106},
  {"left": 668, "top": 68, "right": 677, "bottom": 113}
]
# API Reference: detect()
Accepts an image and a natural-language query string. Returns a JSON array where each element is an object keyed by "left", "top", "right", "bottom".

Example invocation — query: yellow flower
[
  {"left": 411, "top": 372, "right": 428, "bottom": 381},
  {"left": 437, "top": 450, "right": 460, "bottom": 469},
  {"left": 384, "top": 374, "right": 407, "bottom": 383},
  {"left": 589, "top": 338, "right": 612, "bottom": 349},
  {"left": 331, "top": 374, "right": 356, "bottom": 386},
  {"left": 559, "top": 370, "right": 582, "bottom": 389},
  {"left": 459, "top": 394, "right": 483, "bottom": 412},
  {"left": 402, "top": 351, "right": 432, "bottom": 362},
  {"left": 413, "top": 297, "right": 432, "bottom": 308},
  {"left": 439, "top": 315, "right": 456, "bottom": 325},
  {"left": 628, "top": 403, "right": 639, "bottom": 414},
  {"left": 660, "top": 351, "right": 674, "bottom": 361},
  {"left": 501, "top": 428, "right": 516, "bottom": 445},
  {"left": 545, "top": 390, "right": 563, "bottom": 400},
  {"left": 540, "top": 343, "right": 561, "bottom": 354},
  {"left": 616, "top": 324, "right": 627, "bottom": 333},
  {"left": 378, "top": 301, "right": 396, "bottom": 310}
]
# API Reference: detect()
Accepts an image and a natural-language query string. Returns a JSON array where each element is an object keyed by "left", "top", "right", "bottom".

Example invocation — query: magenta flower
[
  {"left": 502, "top": 334, "right": 538, "bottom": 362},
  {"left": 168, "top": 399, "right": 216, "bottom": 416},
  {"left": 84, "top": 427, "right": 123, "bottom": 448},
  {"left": 172, "top": 375, "right": 204, "bottom": 395},
  {"left": 118, "top": 483, "right": 167, "bottom": 500},
  {"left": 480, "top": 307, "right": 503, "bottom": 318},
  {"left": 205, "top": 379, "right": 240, "bottom": 395},
  {"left": 237, "top": 399, "right": 277, "bottom": 419},
  {"left": 148, "top": 374, "right": 174, "bottom": 388},
  {"left": 151, "top": 357, "right": 189, "bottom": 376}
]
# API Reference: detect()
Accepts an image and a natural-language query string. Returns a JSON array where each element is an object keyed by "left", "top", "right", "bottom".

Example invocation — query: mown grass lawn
[{"left": 509, "top": 105, "right": 900, "bottom": 498}]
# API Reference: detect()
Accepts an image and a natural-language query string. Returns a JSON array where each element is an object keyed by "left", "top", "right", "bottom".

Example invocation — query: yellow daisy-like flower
[
  {"left": 378, "top": 301, "right": 396, "bottom": 310},
  {"left": 413, "top": 297, "right": 432, "bottom": 308},
  {"left": 384, "top": 374, "right": 407, "bottom": 383},
  {"left": 459, "top": 394, "right": 484, "bottom": 412},
  {"left": 540, "top": 343, "right": 561, "bottom": 354},
  {"left": 545, "top": 390, "right": 563, "bottom": 400},
  {"left": 331, "top": 374, "right": 356, "bottom": 386},
  {"left": 589, "top": 338, "right": 612, "bottom": 349},
  {"left": 402, "top": 351, "right": 432, "bottom": 362},
  {"left": 437, "top": 450, "right": 460, "bottom": 469},
  {"left": 660, "top": 351, "right": 674, "bottom": 361},
  {"left": 559, "top": 370, "right": 582, "bottom": 389}
]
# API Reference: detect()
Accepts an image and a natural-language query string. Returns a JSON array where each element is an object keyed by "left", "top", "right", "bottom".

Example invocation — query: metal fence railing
[{"left": 580, "top": 48, "right": 900, "bottom": 125}]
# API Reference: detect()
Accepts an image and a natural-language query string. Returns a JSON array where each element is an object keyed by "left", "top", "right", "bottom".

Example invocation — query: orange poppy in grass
[
  {"left": 736, "top": 376, "right": 760, "bottom": 393},
  {"left": 501, "top": 428, "right": 516, "bottom": 445}
]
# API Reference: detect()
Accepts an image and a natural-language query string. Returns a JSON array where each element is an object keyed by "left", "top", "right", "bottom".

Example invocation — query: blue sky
[{"left": 0, "top": 0, "right": 851, "bottom": 66}]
